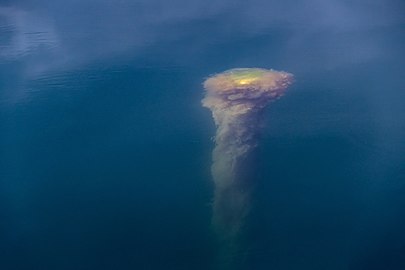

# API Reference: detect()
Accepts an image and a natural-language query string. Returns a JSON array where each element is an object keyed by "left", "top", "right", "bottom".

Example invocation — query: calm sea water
[{"left": 1, "top": 1, "right": 404, "bottom": 269}]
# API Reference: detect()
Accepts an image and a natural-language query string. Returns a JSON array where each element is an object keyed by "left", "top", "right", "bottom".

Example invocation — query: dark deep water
[{"left": 1, "top": 1, "right": 404, "bottom": 269}]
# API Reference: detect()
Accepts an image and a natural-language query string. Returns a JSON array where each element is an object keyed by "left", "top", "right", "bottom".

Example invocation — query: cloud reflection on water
[{"left": 1, "top": 0, "right": 403, "bottom": 75}]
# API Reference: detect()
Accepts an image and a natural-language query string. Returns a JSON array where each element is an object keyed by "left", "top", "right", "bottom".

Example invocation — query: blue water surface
[{"left": 1, "top": 1, "right": 404, "bottom": 269}]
